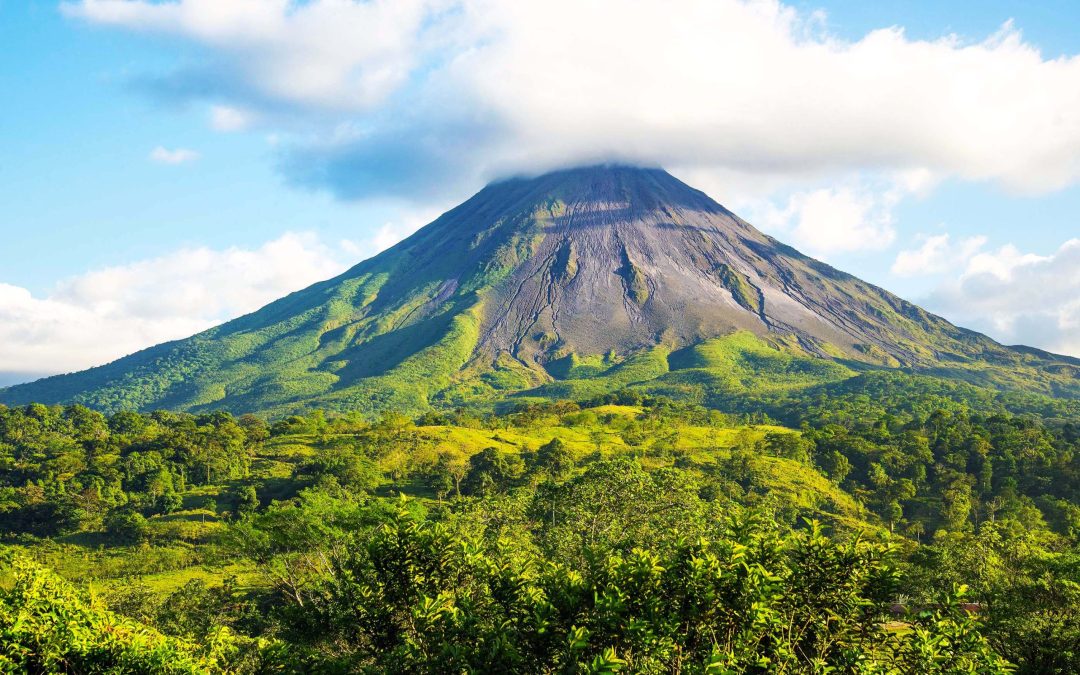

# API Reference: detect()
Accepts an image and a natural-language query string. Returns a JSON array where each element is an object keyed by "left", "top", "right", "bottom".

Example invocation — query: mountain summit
[{"left": 3, "top": 165, "right": 1076, "bottom": 414}]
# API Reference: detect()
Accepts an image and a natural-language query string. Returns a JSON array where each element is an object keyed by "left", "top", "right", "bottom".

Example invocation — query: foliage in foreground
[
  {"left": 0, "top": 554, "right": 236, "bottom": 674},
  {"left": 269, "top": 501, "right": 1008, "bottom": 674},
  {"left": 2, "top": 502, "right": 1011, "bottom": 674}
]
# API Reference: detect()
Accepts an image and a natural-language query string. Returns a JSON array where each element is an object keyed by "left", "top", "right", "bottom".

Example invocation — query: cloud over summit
[{"left": 68, "top": 0, "right": 1080, "bottom": 200}]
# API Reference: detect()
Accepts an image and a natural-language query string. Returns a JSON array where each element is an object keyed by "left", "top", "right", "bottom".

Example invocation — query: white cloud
[
  {"left": 66, "top": 0, "right": 1080, "bottom": 196},
  {"left": 891, "top": 233, "right": 987, "bottom": 276},
  {"left": 923, "top": 239, "right": 1080, "bottom": 357},
  {"left": 964, "top": 244, "right": 1050, "bottom": 280},
  {"left": 64, "top": 0, "right": 450, "bottom": 111},
  {"left": 209, "top": 104, "right": 253, "bottom": 132},
  {"left": 0, "top": 212, "right": 440, "bottom": 381},
  {"left": 738, "top": 172, "right": 932, "bottom": 257},
  {"left": 149, "top": 146, "right": 200, "bottom": 164},
  {"left": 761, "top": 186, "right": 895, "bottom": 256},
  {"left": 0, "top": 233, "right": 349, "bottom": 377}
]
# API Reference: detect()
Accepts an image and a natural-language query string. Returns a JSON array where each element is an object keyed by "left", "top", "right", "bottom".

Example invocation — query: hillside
[{"left": 2, "top": 165, "right": 1077, "bottom": 415}]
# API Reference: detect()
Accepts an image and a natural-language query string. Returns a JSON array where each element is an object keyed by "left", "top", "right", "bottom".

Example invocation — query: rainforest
[{"left": 3, "top": 368, "right": 1080, "bottom": 673}]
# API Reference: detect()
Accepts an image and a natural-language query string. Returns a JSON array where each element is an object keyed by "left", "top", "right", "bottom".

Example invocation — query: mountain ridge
[{"left": 2, "top": 165, "right": 1077, "bottom": 414}]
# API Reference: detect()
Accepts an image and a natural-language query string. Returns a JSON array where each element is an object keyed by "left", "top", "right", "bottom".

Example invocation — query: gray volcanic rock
[{"left": 470, "top": 166, "right": 982, "bottom": 368}]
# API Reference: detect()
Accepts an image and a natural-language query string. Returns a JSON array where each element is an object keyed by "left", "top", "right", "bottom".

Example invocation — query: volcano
[{"left": 2, "top": 165, "right": 1077, "bottom": 414}]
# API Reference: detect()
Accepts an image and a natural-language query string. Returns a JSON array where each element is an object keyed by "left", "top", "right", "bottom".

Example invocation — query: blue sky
[
  {"left": 1, "top": 1, "right": 408, "bottom": 290},
  {"left": 1, "top": 0, "right": 1078, "bottom": 383}
]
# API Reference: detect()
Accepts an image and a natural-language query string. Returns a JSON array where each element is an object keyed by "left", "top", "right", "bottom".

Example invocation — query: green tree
[
  {"left": 104, "top": 507, "right": 149, "bottom": 545},
  {"left": 530, "top": 437, "right": 575, "bottom": 482},
  {"left": 232, "top": 484, "right": 260, "bottom": 519},
  {"left": 461, "top": 447, "right": 521, "bottom": 496}
]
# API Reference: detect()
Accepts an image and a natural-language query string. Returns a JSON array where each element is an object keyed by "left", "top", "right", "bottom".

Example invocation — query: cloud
[
  {"left": 737, "top": 171, "right": 937, "bottom": 257},
  {"left": 64, "top": 0, "right": 454, "bottom": 111},
  {"left": 891, "top": 233, "right": 987, "bottom": 277},
  {"left": 278, "top": 113, "right": 503, "bottom": 199},
  {"left": 149, "top": 146, "right": 200, "bottom": 164},
  {"left": 66, "top": 0, "right": 1080, "bottom": 200},
  {"left": 754, "top": 185, "right": 896, "bottom": 257},
  {"left": 209, "top": 104, "right": 253, "bottom": 131},
  {"left": 0, "top": 231, "right": 408, "bottom": 380},
  {"left": 0, "top": 207, "right": 438, "bottom": 383},
  {"left": 341, "top": 204, "right": 447, "bottom": 257},
  {"left": 922, "top": 239, "right": 1080, "bottom": 357}
]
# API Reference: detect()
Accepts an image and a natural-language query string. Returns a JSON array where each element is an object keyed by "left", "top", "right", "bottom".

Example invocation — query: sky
[{"left": 1, "top": 0, "right": 1079, "bottom": 386}]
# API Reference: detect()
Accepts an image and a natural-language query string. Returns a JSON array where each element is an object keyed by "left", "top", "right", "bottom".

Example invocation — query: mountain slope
[{"left": 2, "top": 166, "right": 1077, "bottom": 414}]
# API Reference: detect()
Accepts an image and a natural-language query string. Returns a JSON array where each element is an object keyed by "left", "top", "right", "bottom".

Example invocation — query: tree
[
  {"left": 267, "top": 503, "right": 1009, "bottom": 673},
  {"left": 186, "top": 413, "right": 246, "bottom": 485},
  {"left": 981, "top": 544, "right": 1080, "bottom": 674},
  {"left": 530, "top": 458, "right": 703, "bottom": 563},
  {"left": 300, "top": 446, "right": 379, "bottom": 492},
  {"left": 232, "top": 484, "right": 260, "bottom": 519},
  {"left": 942, "top": 477, "right": 974, "bottom": 532},
  {"left": 461, "top": 447, "right": 520, "bottom": 496},
  {"left": 530, "top": 437, "right": 575, "bottom": 482},
  {"left": 583, "top": 429, "right": 602, "bottom": 453},
  {"left": 156, "top": 491, "right": 183, "bottom": 515},
  {"left": 237, "top": 414, "right": 270, "bottom": 446},
  {"left": 758, "top": 432, "right": 812, "bottom": 464},
  {"left": 104, "top": 507, "right": 149, "bottom": 545},
  {"left": 818, "top": 449, "right": 853, "bottom": 484},
  {"left": 201, "top": 497, "right": 217, "bottom": 524},
  {"left": 226, "top": 488, "right": 372, "bottom": 608},
  {"left": 431, "top": 448, "right": 468, "bottom": 499}
]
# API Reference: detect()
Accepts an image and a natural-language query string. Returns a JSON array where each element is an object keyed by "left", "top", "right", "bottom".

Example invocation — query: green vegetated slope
[
  {"left": 0, "top": 215, "right": 516, "bottom": 416},
  {"left": 518, "top": 331, "right": 1080, "bottom": 422},
  {"left": 515, "top": 331, "right": 850, "bottom": 402},
  {"left": 1, "top": 166, "right": 1076, "bottom": 417}
]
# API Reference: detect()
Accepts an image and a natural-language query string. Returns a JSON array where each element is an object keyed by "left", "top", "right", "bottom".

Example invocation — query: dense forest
[{"left": 2, "top": 372, "right": 1080, "bottom": 672}]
